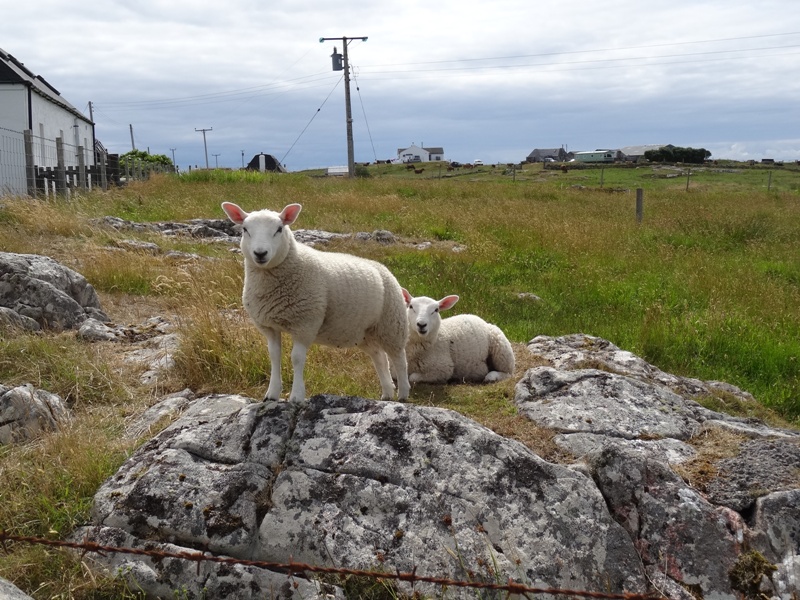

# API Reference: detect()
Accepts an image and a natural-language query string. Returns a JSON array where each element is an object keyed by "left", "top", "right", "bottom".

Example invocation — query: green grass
[{"left": 0, "top": 162, "right": 799, "bottom": 597}]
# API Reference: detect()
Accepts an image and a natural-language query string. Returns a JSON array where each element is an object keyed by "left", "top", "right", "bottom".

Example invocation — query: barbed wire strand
[{"left": 0, "top": 530, "right": 665, "bottom": 600}]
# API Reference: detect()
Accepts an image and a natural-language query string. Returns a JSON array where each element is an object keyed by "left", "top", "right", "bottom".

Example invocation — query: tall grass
[{"left": 0, "top": 165, "right": 798, "bottom": 597}]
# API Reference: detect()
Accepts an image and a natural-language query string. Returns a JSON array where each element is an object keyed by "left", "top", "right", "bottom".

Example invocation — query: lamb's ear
[
  {"left": 438, "top": 295, "right": 459, "bottom": 311},
  {"left": 402, "top": 288, "right": 412, "bottom": 307},
  {"left": 280, "top": 203, "right": 302, "bottom": 225},
  {"left": 221, "top": 202, "right": 248, "bottom": 225}
]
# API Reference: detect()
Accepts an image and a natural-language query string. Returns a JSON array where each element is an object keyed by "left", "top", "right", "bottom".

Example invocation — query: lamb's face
[
  {"left": 406, "top": 296, "right": 442, "bottom": 340},
  {"left": 240, "top": 210, "right": 289, "bottom": 269}
]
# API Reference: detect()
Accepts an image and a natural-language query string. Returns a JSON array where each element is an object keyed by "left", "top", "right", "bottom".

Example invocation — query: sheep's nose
[
  {"left": 416, "top": 322, "right": 427, "bottom": 334},
  {"left": 253, "top": 250, "right": 268, "bottom": 263}
]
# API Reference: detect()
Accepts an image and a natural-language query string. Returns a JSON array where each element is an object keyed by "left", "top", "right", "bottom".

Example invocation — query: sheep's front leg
[
  {"left": 264, "top": 328, "right": 283, "bottom": 401},
  {"left": 288, "top": 339, "right": 309, "bottom": 402}
]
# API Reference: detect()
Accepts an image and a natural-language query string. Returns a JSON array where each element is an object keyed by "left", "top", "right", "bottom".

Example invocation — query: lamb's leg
[
  {"left": 484, "top": 371, "right": 512, "bottom": 383},
  {"left": 288, "top": 339, "right": 309, "bottom": 402},
  {"left": 264, "top": 328, "right": 283, "bottom": 401},
  {"left": 363, "top": 346, "right": 397, "bottom": 401}
]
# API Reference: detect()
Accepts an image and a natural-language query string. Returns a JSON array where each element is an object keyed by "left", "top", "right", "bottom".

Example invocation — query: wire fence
[
  {"left": 0, "top": 530, "right": 666, "bottom": 600},
  {"left": 0, "top": 126, "right": 136, "bottom": 198}
]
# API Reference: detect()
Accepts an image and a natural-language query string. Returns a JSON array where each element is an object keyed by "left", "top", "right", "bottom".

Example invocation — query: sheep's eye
[
  {"left": 274, "top": 226, "right": 283, "bottom": 236},
  {"left": 434, "top": 308, "right": 439, "bottom": 313},
  {"left": 242, "top": 226, "right": 249, "bottom": 235}
]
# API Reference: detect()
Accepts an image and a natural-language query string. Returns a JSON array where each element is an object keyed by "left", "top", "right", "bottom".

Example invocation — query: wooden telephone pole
[{"left": 320, "top": 35, "right": 367, "bottom": 178}]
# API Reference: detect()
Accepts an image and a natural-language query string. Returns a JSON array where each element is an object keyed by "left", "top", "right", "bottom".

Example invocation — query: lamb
[
  {"left": 402, "top": 289, "right": 515, "bottom": 384},
  {"left": 221, "top": 201, "right": 410, "bottom": 403}
]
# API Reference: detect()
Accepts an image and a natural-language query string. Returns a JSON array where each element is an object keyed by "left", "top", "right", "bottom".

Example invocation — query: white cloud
[{"left": 2, "top": 0, "right": 799, "bottom": 169}]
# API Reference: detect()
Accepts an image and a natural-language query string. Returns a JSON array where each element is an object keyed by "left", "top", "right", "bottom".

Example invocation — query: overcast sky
[{"left": 3, "top": 1, "right": 799, "bottom": 171}]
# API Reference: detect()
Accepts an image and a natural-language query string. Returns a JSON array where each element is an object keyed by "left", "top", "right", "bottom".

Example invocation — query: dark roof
[
  {"left": 246, "top": 153, "right": 287, "bottom": 173},
  {"left": 527, "top": 148, "right": 567, "bottom": 159},
  {"left": 0, "top": 47, "right": 91, "bottom": 124}
]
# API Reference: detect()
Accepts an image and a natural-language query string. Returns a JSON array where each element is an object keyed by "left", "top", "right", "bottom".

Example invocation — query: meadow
[{"left": 0, "top": 160, "right": 798, "bottom": 598}]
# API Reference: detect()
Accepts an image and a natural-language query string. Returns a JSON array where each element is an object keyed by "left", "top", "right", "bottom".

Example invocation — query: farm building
[
  {"left": 0, "top": 48, "right": 95, "bottom": 195},
  {"left": 396, "top": 144, "right": 444, "bottom": 163},
  {"left": 245, "top": 153, "right": 286, "bottom": 173},
  {"left": 619, "top": 144, "right": 673, "bottom": 163},
  {"left": 526, "top": 147, "right": 572, "bottom": 162}
]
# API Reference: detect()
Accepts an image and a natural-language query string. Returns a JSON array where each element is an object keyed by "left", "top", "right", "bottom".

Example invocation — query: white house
[
  {"left": 396, "top": 144, "right": 444, "bottom": 163},
  {"left": 0, "top": 48, "right": 95, "bottom": 195}
]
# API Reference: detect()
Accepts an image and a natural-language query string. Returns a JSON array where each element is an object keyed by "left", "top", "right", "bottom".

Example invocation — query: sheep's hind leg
[
  {"left": 287, "top": 339, "right": 309, "bottom": 402},
  {"left": 387, "top": 349, "right": 410, "bottom": 401},
  {"left": 363, "top": 345, "right": 397, "bottom": 401}
]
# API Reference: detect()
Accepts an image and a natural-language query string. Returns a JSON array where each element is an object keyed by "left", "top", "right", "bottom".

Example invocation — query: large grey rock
[
  {"left": 705, "top": 439, "right": 800, "bottom": 512},
  {"left": 0, "top": 252, "right": 108, "bottom": 330},
  {"left": 517, "top": 334, "right": 800, "bottom": 599},
  {"left": 0, "top": 305, "right": 40, "bottom": 332},
  {"left": 588, "top": 445, "right": 744, "bottom": 598},
  {"left": 77, "top": 394, "right": 647, "bottom": 599},
  {"left": 0, "top": 576, "right": 34, "bottom": 600},
  {"left": 749, "top": 490, "right": 800, "bottom": 598},
  {"left": 0, "top": 384, "right": 71, "bottom": 445}
]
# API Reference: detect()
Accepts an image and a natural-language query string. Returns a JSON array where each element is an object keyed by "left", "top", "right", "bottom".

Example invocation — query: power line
[
  {"left": 351, "top": 64, "right": 378, "bottom": 163},
  {"left": 279, "top": 75, "right": 343, "bottom": 166},
  {"left": 364, "top": 31, "right": 800, "bottom": 68},
  {"left": 362, "top": 43, "right": 800, "bottom": 75}
]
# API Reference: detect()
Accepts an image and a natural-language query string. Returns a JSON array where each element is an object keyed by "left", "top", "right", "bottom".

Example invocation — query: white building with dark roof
[{"left": 0, "top": 48, "right": 95, "bottom": 195}]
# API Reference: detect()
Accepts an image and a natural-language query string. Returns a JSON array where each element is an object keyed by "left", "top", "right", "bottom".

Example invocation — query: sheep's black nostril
[{"left": 253, "top": 251, "right": 268, "bottom": 263}]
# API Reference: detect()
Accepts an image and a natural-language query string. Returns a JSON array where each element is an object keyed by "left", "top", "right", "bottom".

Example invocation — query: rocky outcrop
[
  {"left": 75, "top": 394, "right": 649, "bottom": 599},
  {"left": 0, "top": 252, "right": 108, "bottom": 331},
  {"left": 518, "top": 333, "right": 800, "bottom": 599},
  {"left": 0, "top": 384, "right": 70, "bottom": 445},
  {"left": 70, "top": 334, "right": 800, "bottom": 600}
]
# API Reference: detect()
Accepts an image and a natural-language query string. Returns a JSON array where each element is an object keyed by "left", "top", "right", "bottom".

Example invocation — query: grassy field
[{"left": 0, "top": 160, "right": 798, "bottom": 597}]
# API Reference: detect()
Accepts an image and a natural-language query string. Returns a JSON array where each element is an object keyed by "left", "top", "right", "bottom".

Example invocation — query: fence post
[
  {"left": 100, "top": 151, "right": 108, "bottom": 191},
  {"left": 685, "top": 170, "right": 691, "bottom": 191},
  {"left": 767, "top": 171, "right": 773, "bottom": 192},
  {"left": 77, "top": 145, "right": 87, "bottom": 191},
  {"left": 55, "top": 137, "right": 67, "bottom": 196},
  {"left": 24, "top": 130, "right": 37, "bottom": 197},
  {"left": 636, "top": 188, "right": 644, "bottom": 223}
]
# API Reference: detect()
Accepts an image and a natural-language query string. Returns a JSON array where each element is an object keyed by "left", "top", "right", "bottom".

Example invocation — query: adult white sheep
[
  {"left": 402, "top": 289, "right": 515, "bottom": 384},
  {"left": 221, "top": 201, "right": 410, "bottom": 403}
]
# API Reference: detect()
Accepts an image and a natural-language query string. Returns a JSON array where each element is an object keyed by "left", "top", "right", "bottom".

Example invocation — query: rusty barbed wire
[{"left": 0, "top": 530, "right": 665, "bottom": 600}]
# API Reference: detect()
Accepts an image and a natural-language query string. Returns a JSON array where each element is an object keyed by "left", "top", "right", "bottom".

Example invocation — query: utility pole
[
  {"left": 129, "top": 124, "right": 136, "bottom": 151},
  {"left": 320, "top": 35, "right": 367, "bottom": 178},
  {"left": 241, "top": 150, "right": 245, "bottom": 168},
  {"left": 195, "top": 127, "right": 212, "bottom": 169},
  {"left": 170, "top": 148, "right": 176, "bottom": 164},
  {"left": 212, "top": 153, "right": 220, "bottom": 168}
]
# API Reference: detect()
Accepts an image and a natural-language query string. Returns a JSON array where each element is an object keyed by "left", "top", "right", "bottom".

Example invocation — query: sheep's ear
[
  {"left": 438, "top": 295, "right": 459, "bottom": 312},
  {"left": 280, "top": 203, "right": 302, "bottom": 225},
  {"left": 221, "top": 202, "right": 248, "bottom": 225},
  {"left": 402, "top": 288, "right": 412, "bottom": 306}
]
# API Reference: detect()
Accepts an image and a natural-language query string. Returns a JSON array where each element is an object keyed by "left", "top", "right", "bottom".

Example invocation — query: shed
[
  {"left": 526, "top": 148, "right": 571, "bottom": 163},
  {"left": 619, "top": 144, "right": 672, "bottom": 163},
  {"left": 245, "top": 153, "right": 287, "bottom": 173}
]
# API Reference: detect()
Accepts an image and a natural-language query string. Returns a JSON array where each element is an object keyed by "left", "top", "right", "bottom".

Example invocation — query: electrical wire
[
  {"left": 279, "top": 75, "right": 342, "bottom": 165},
  {"left": 351, "top": 65, "right": 378, "bottom": 163}
]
